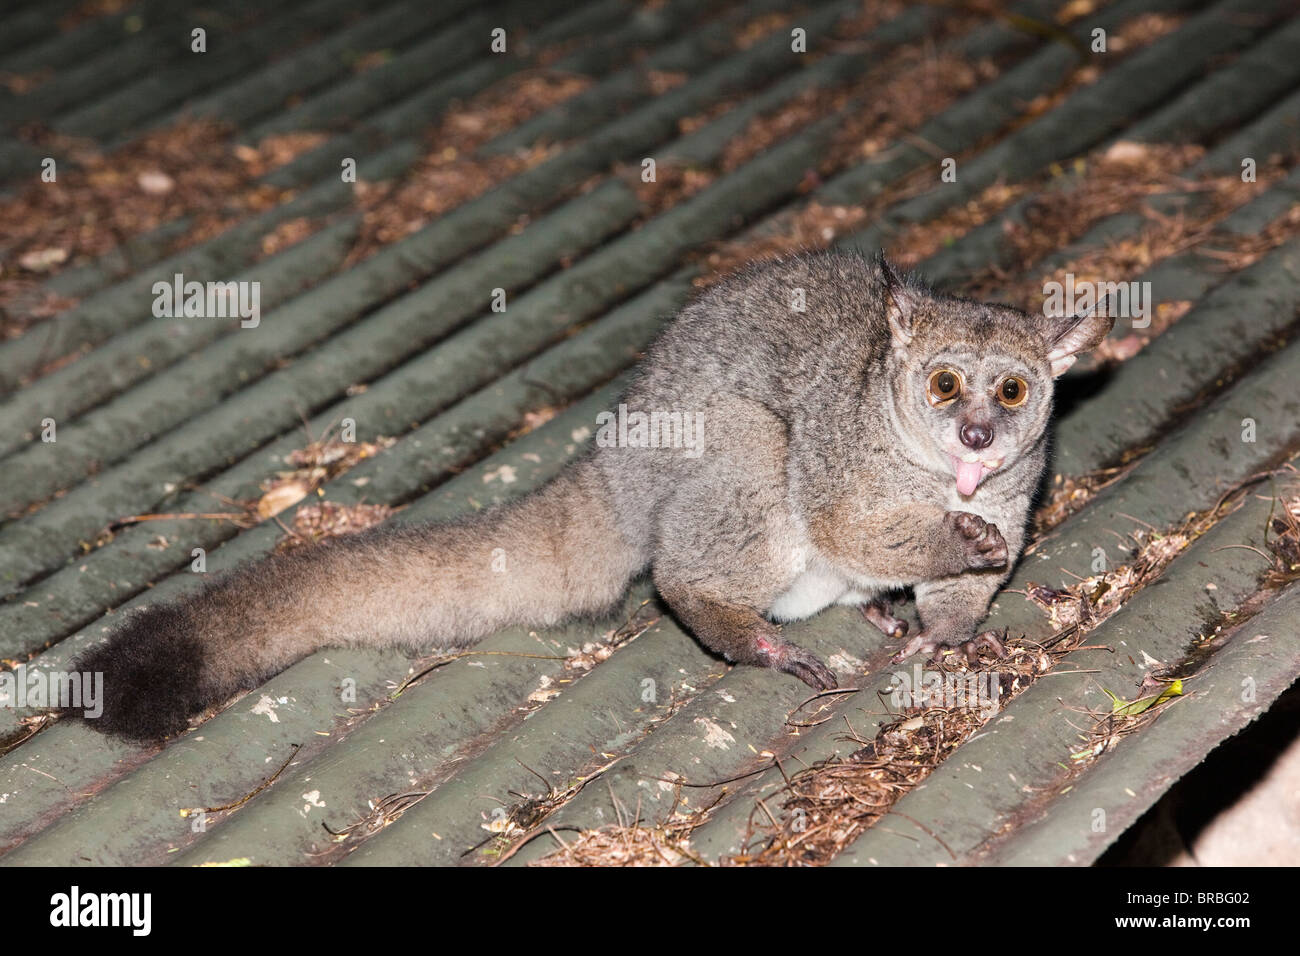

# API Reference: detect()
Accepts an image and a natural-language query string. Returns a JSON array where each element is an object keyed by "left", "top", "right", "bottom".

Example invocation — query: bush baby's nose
[{"left": 959, "top": 422, "right": 994, "bottom": 450}]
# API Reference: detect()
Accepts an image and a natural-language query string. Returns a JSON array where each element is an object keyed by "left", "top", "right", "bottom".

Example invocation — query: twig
[{"left": 182, "top": 743, "right": 301, "bottom": 816}]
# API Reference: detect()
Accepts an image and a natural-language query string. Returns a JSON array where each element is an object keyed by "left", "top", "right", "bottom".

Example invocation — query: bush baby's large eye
[
  {"left": 927, "top": 368, "right": 962, "bottom": 405},
  {"left": 997, "top": 375, "right": 1028, "bottom": 408}
]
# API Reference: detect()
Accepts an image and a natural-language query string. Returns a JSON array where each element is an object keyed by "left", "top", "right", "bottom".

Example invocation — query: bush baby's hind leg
[
  {"left": 656, "top": 582, "right": 837, "bottom": 690},
  {"left": 651, "top": 393, "right": 837, "bottom": 691}
]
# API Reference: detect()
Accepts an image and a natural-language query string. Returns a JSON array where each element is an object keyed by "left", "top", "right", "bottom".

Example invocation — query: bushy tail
[{"left": 72, "top": 460, "right": 643, "bottom": 740}]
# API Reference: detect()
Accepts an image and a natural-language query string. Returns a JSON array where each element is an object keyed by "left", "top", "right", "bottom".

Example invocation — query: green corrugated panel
[
  {"left": 836, "top": 0, "right": 1289, "bottom": 254},
  {"left": 981, "top": 582, "right": 1300, "bottom": 865},
  {"left": 3, "top": 0, "right": 1300, "bottom": 868}
]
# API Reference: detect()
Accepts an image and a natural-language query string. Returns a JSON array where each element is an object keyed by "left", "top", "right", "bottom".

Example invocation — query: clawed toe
[
  {"left": 861, "top": 600, "right": 908, "bottom": 638},
  {"left": 774, "top": 643, "right": 838, "bottom": 691},
  {"left": 891, "top": 631, "right": 937, "bottom": 664},
  {"left": 932, "top": 628, "right": 1010, "bottom": 665},
  {"left": 970, "top": 629, "right": 1008, "bottom": 659},
  {"left": 893, "top": 628, "right": 1010, "bottom": 665}
]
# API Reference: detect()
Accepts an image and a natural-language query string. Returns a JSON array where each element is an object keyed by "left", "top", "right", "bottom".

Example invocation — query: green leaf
[{"left": 1107, "top": 679, "right": 1183, "bottom": 717}]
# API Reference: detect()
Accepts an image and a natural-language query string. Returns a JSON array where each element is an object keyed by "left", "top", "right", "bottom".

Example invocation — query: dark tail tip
[{"left": 70, "top": 605, "right": 210, "bottom": 741}]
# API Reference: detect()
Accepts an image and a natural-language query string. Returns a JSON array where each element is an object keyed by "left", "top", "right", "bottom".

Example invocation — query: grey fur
[{"left": 71, "top": 251, "right": 1111, "bottom": 738}]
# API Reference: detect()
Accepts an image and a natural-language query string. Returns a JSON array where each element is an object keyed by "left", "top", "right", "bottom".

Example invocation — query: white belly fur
[{"left": 768, "top": 566, "right": 900, "bottom": 622}]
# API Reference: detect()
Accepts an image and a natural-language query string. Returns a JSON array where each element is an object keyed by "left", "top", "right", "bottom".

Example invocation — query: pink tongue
[{"left": 953, "top": 458, "right": 985, "bottom": 496}]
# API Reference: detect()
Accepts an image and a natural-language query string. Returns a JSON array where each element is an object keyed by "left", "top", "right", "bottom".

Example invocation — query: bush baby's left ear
[
  {"left": 1046, "top": 309, "right": 1115, "bottom": 377},
  {"left": 879, "top": 253, "right": 922, "bottom": 346}
]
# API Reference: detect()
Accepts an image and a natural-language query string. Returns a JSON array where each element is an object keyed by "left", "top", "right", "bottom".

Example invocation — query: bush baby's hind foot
[
  {"left": 656, "top": 581, "right": 839, "bottom": 692},
  {"left": 756, "top": 632, "right": 839, "bottom": 691}
]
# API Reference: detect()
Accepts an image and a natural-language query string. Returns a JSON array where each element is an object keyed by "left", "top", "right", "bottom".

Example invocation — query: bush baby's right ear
[{"left": 879, "top": 253, "right": 921, "bottom": 346}]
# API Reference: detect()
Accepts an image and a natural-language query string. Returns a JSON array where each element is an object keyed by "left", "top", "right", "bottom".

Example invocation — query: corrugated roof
[{"left": 1, "top": 0, "right": 1299, "bottom": 866}]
